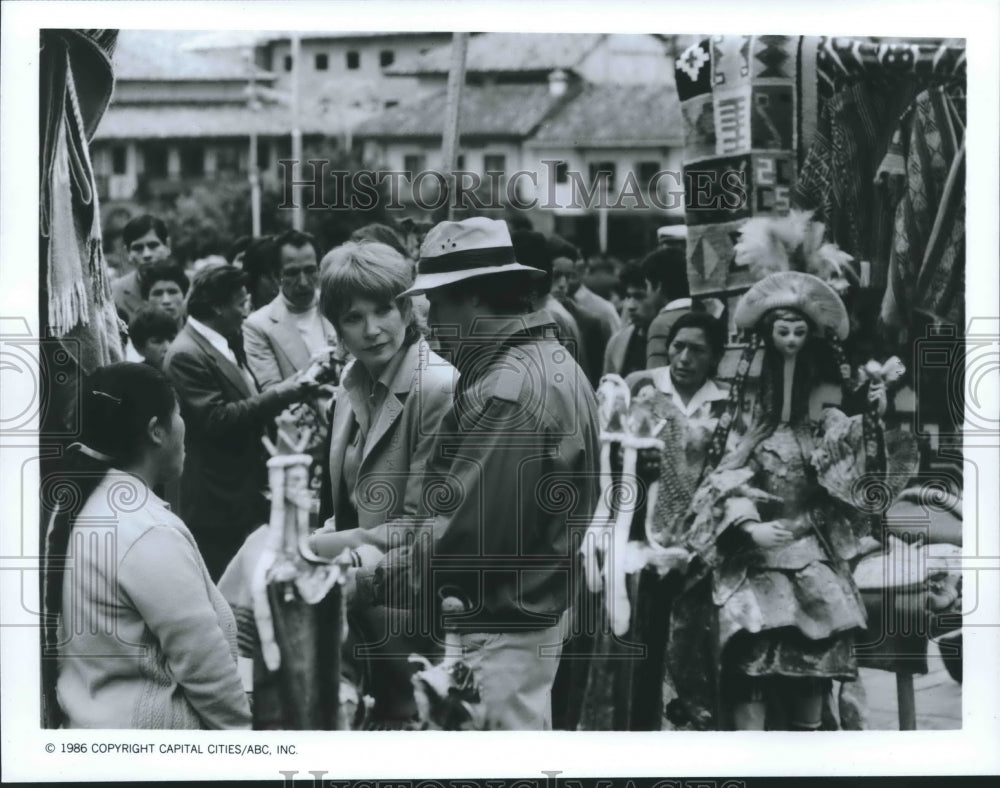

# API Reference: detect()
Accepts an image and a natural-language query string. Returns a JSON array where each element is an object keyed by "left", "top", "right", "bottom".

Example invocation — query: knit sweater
[{"left": 56, "top": 472, "right": 251, "bottom": 729}]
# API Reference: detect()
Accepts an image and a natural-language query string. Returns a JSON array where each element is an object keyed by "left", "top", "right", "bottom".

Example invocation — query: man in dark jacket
[
  {"left": 163, "top": 264, "right": 318, "bottom": 579},
  {"left": 365, "top": 218, "right": 601, "bottom": 730}
]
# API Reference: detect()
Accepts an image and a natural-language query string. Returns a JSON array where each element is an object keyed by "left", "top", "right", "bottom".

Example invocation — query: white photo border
[{"left": 2, "top": 0, "right": 998, "bottom": 781}]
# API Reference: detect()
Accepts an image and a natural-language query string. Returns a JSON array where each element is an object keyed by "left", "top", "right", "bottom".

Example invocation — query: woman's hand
[{"left": 743, "top": 520, "right": 794, "bottom": 549}]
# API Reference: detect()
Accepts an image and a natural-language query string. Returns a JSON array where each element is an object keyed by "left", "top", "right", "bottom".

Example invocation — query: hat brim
[
  {"left": 735, "top": 271, "right": 849, "bottom": 340},
  {"left": 399, "top": 263, "right": 544, "bottom": 298}
]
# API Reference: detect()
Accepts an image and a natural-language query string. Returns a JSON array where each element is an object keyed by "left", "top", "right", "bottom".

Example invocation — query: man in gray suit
[{"left": 243, "top": 230, "right": 337, "bottom": 390}]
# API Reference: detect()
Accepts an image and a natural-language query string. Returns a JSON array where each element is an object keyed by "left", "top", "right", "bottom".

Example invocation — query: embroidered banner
[{"left": 675, "top": 35, "right": 801, "bottom": 296}]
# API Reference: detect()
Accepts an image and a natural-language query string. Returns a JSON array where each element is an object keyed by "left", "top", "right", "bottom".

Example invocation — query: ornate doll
[{"left": 669, "top": 271, "right": 913, "bottom": 730}]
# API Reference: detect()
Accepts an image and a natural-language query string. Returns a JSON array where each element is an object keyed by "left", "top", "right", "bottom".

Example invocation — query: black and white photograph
[{"left": 2, "top": 0, "right": 998, "bottom": 783}]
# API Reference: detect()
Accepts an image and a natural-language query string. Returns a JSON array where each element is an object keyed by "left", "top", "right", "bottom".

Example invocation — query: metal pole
[
  {"left": 291, "top": 33, "right": 304, "bottom": 231},
  {"left": 598, "top": 204, "right": 608, "bottom": 256},
  {"left": 441, "top": 33, "right": 468, "bottom": 221},
  {"left": 247, "top": 48, "right": 262, "bottom": 236}
]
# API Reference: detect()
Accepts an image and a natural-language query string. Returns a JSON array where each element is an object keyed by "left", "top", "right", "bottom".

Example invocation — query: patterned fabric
[
  {"left": 795, "top": 37, "right": 966, "bottom": 296},
  {"left": 879, "top": 88, "right": 965, "bottom": 339},
  {"left": 814, "top": 37, "right": 966, "bottom": 116},
  {"left": 675, "top": 36, "right": 800, "bottom": 297},
  {"left": 650, "top": 380, "right": 730, "bottom": 548},
  {"left": 792, "top": 81, "right": 919, "bottom": 292}
]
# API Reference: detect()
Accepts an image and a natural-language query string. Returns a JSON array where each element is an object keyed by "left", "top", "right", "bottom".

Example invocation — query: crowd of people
[{"left": 44, "top": 210, "right": 894, "bottom": 733}]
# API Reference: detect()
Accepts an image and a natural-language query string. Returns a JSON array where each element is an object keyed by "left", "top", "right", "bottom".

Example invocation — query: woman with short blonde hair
[{"left": 312, "top": 240, "right": 455, "bottom": 729}]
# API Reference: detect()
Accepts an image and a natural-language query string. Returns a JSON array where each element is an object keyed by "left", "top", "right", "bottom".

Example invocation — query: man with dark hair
[
  {"left": 603, "top": 265, "right": 651, "bottom": 378},
  {"left": 641, "top": 245, "right": 724, "bottom": 368},
  {"left": 552, "top": 256, "right": 608, "bottom": 386},
  {"left": 112, "top": 213, "right": 172, "bottom": 322},
  {"left": 139, "top": 260, "right": 189, "bottom": 328},
  {"left": 226, "top": 235, "right": 252, "bottom": 267},
  {"left": 243, "top": 229, "right": 336, "bottom": 391},
  {"left": 370, "top": 218, "right": 600, "bottom": 730},
  {"left": 163, "top": 264, "right": 320, "bottom": 579},
  {"left": 547, "top": 238, "right": 621, "bottom": 339},
  {"left": 128, "top": 305, "right": 178, "bottom": 370},
  {"left": 240, "top": 235, "right": 281, "bottom": 311}
]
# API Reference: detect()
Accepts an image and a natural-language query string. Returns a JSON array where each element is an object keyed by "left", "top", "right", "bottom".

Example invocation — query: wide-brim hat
[
  {"left": 399, "top": 217, "right": 545, "bottom": 297},
  {"left": 735, "top": 271, "right": 849, "bottom": 340}
]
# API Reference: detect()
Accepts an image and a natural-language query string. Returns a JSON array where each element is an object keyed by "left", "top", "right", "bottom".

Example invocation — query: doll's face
[{"left": 771, "top": 318, "right": 809, "bottom": 359}]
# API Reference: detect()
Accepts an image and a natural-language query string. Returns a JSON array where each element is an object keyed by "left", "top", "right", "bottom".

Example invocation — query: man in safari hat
[{"left": 371, "top": 216, "right": 601, "bottom": 730}]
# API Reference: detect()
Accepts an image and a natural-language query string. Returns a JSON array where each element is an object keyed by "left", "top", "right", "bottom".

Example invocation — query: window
[
  {"left": 143, "top": 144, "right": 168, "bottom": 178},
  {"left": 179, "top": 145, "right": 205, "bottom": 177},
  {"left": 111, "top": 146, "right": 127, "bottom": 175},
  {"left": 403, "top": 153, "right": 426, "bottom": 173},
  {"left": 384, "top": 100, "right": 399, "bottom": 109},
  {"left": 346, "top": 51, "right": 360, "bottom": 70},
  {"left": 256, "top": 139, "right": 270, "bottom": 170},
  {"left": 315, "top": 53, "right": 328, "bottom": 71},
  {"left": 637, "top": 160, "right": 660, "bottom": 185},
  {"left": 637, "top": 160, "right": 660, "bottom": 199},
  {"left": 283, "top": 54, "right": 293, "bottom": 71},
  {"left": 484, "top": 154, "right": 506, "bottom": 174},
  {"left": 380, "top": 49, "right": 395, "bottom": 67},
  {"left": 589, "top": 161, "right": 617, "bottom": 192},
  {"left": 456, "top": 154, "right": 466, "bottom": 170},
  {"left": 554, "top": 160, "right": 569, "bottom": 184},
  {"left": 216, "top": 145, "right": 240, "bottom": 175}
]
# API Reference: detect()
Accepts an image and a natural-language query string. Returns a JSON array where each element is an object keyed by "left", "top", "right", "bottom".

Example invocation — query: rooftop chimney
[{"left": 548, "top": 69, "right": 568, "bottom": 97}]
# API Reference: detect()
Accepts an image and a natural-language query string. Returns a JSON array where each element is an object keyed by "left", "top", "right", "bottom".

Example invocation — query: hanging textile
[
  {"left": 878, "top": 87, "right": 965, "bottom": 342},
  {"left": 40, "top": 29, "right": 123, "bottom": 373},
  {"left": 792, "top": 37, "right": 965, "bottom": 294},
  {"left": 792, "top": 80, "right": 918, "bottom": 292},
  {"left": 674, "top": 36, "right": 801, "bottom": 296},
  {"left": 813, "top": 37, "right": 966, "bottom": 120}
]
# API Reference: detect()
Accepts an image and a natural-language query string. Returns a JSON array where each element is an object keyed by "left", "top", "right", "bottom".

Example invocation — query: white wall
[
  {"left": 523, "top": 145, "right": 685, "bottom": 218},
  {"left": 360, "top": 138, "right": 685, "bottom": 218},
  {"left": 576, "top": 34, "right": 675, "bottom": 86},
  {"left": 268, "top": 36, "right": 446, "bottom": 112}
]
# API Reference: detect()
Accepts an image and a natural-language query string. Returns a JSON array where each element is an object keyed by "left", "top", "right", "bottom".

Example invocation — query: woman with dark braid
[{"left": 43, "top": 363, "right": 249, "bottom": 729}]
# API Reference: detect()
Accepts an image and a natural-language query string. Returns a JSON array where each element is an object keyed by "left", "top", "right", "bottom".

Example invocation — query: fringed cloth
[{"left": 40, "top": 30, "right": 122, "bottom": 371}]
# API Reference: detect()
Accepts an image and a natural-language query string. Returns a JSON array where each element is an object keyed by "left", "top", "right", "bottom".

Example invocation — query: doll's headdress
[
  {"left": 735, "top": 271, "right": 850, "bottom": 341},
  {"left": 732, "top": 209, "right": 857, "bottom": 292}
]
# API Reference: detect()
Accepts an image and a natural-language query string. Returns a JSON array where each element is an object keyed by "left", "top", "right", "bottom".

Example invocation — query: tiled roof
[
  {"left": 531, "top": 84, "right": 683, "bottom": 146},
  {"left": 93, "top": 104, "right": 337, "bottom": 140},
  {"left": 387, "top": 33, "right": 604, "bottom": 75},
  {"left": 184, "top": 31, "right": 452, "bottom": 47},
  {"left": 353, "top": 84, "right": 565, "bottom": 139},
  {"left": 112, "top": 30, "right": 271, "bottom": 81}
]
